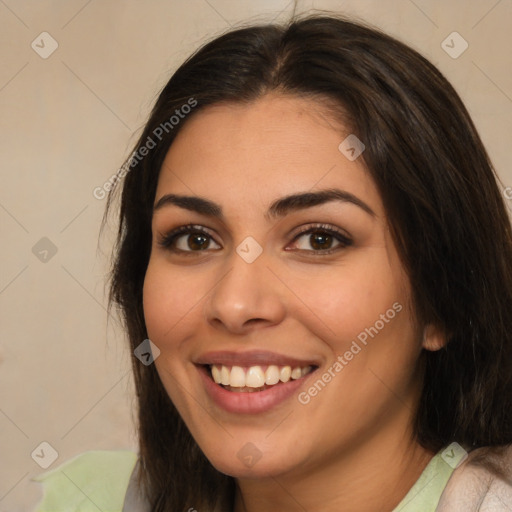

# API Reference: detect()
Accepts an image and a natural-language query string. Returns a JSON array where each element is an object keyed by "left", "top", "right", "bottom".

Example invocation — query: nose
[{"left": 204, "top": 250, "right": 286, "bottom": 335}]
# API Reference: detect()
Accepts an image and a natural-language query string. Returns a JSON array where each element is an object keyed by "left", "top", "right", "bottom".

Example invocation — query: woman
[{"left": 34, "top": 13, "right": 512, "bottom": 512}]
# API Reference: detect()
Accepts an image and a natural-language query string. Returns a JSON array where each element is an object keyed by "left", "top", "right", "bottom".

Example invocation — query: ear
[{"left": 422, "top": 323, "right": 448, "bottom": 351}]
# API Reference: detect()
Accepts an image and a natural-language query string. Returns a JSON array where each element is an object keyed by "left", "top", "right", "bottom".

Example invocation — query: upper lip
[{"left": 195, "top": 350, "right": 320, "bottom": 368}]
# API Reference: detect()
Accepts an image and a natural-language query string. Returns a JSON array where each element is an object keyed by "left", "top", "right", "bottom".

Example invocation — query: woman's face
[{"left": 143, "top": 94, "right": 427, "bottom": 479}]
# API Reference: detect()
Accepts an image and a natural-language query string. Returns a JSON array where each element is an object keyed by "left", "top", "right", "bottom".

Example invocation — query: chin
[{"left": 200, "top": 442, "right": 304, "bottom": 480}]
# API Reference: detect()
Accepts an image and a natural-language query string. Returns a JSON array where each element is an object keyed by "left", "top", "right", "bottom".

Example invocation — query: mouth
[{"left": 195, "top": 351, "right": 320, "bottom": 414}]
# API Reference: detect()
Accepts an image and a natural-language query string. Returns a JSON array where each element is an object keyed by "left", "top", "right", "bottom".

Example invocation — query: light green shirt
[
  {"left": 32, "top": 450, "right": 138, "bottom": 512},
  {"left": 32, "top": 446, "right": 465, "bottom": 511}
]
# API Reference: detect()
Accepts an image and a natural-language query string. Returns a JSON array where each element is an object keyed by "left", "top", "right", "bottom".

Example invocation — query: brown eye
[
  {"left": 308, "top": 232, "right": 334, "bottom": 250},
  {"left": 185, "top": 233, "right": 210, "bottom": 250},
  {"left": 290, "top": 225, "right": 353, "bottom": 253},
  {"left": 159, "top": 225, "right": 221, "bottom": 253},
  {"left": 173, "top": 231, "right": 221, "bottom": 251},
  {"left": 295, "top": 231, "right": 340, "bottom": 251}
]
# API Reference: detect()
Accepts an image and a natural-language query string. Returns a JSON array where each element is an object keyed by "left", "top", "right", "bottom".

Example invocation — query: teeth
[
  {"left": 246, "top": 366, "right": 266, "bottom": 387},
  {"left": 291, "top": 367, "right": 302, "bottom": 379},
  {"left": 211, "top": 365, "right": 221, "bottom": 384},
  {"left": 265, "top": 365, "right": 280, "bottom": 385},
  {"left": 302, "top": 366, "right": 311, "bottom": 376},
  {"left": 221, "top": 366, "right": 230, "bottom": 386},
  {"left": 230, "top": 366, "right": 246, "bottom": 387},
  {"left": 280, "top": 366, "right": 291, "bottom": 383},
  {"left": 209, "top": 364, "right": 314, "bottom": 388}
]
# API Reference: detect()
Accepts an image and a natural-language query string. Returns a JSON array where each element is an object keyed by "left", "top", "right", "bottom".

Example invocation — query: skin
[{"left": 143, "top": 93, "right": 446, "bottom": 512}]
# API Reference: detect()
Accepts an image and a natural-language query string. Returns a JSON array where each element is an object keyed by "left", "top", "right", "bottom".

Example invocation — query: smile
[{"left": 195, "top": 351, "right": 320, "bottom": 414}]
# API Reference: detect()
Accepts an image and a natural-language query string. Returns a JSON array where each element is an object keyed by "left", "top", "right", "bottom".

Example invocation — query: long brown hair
[{"left": 106, "top": 13, "right": 512, "bottom": 511}]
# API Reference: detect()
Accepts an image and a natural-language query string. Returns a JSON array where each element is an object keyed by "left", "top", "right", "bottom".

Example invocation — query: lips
[{"left": 195, "top": 350, "right": 319, "bottom": 413}]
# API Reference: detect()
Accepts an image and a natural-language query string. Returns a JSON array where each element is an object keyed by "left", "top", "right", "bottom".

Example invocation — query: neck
[{"left": 233, "top": 423, "right": 435, "bottom": 512}]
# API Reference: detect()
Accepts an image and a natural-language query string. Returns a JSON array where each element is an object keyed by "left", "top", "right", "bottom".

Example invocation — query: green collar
[{"left": 393, "top": 443, "right": 467, "bottom": 511}]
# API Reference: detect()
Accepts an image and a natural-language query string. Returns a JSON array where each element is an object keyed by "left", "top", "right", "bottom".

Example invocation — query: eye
[
  {"left": 289, "top": 224, "right": 353, "bottom": 253},
  {"left": 158, "top": 224, "right": 221, "bottom": 253}
]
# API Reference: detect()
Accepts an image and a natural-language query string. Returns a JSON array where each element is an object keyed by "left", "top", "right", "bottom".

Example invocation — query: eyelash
[{"left": 157, "top": 223, "right": 353, "bottom": 255}]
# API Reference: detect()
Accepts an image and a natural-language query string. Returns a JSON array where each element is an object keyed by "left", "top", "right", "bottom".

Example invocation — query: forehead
[{"left": 155, "top": 94, "right": 383, "bottom": 218}]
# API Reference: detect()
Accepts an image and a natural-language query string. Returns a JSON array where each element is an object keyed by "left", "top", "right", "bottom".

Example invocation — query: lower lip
[{"left": 197, "top": 366, "right": 315, "bottom": 414}]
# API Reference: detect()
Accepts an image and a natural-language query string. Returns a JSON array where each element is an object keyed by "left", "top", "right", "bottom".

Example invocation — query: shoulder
[
  {"left": 436, "top": 444, "right": 512, "bottom": 511},
  {"left": 31, "top": 449, "right": 138, "bottom": 512}
]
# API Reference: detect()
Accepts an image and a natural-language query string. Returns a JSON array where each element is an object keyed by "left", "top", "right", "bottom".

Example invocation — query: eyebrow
[{"left": 153, "top": 188, "right": 376, "bottom": 219}]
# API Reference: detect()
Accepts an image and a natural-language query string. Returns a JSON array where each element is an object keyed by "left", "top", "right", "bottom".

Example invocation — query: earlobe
[{"left": 422, "top": 323, "right": 447, "bottom": 351}]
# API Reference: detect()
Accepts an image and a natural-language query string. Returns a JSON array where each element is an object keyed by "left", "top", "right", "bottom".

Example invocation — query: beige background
[{"left": 0, "top": 0, "right": 511, "bottom": 510}]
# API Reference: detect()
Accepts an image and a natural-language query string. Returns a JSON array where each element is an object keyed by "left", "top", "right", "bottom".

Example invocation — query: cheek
[
  {"left": 296, "top": 274, "right": 419, "bottom": 443},
  {"left": 142, "top": 261, "right": 200, "bottom": 408},
  {"left": 142, "top": 259, "right": 200, "bottom": 346},
  {"left": 290, "top": 252, "right": 408, "bottom": 349}
]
